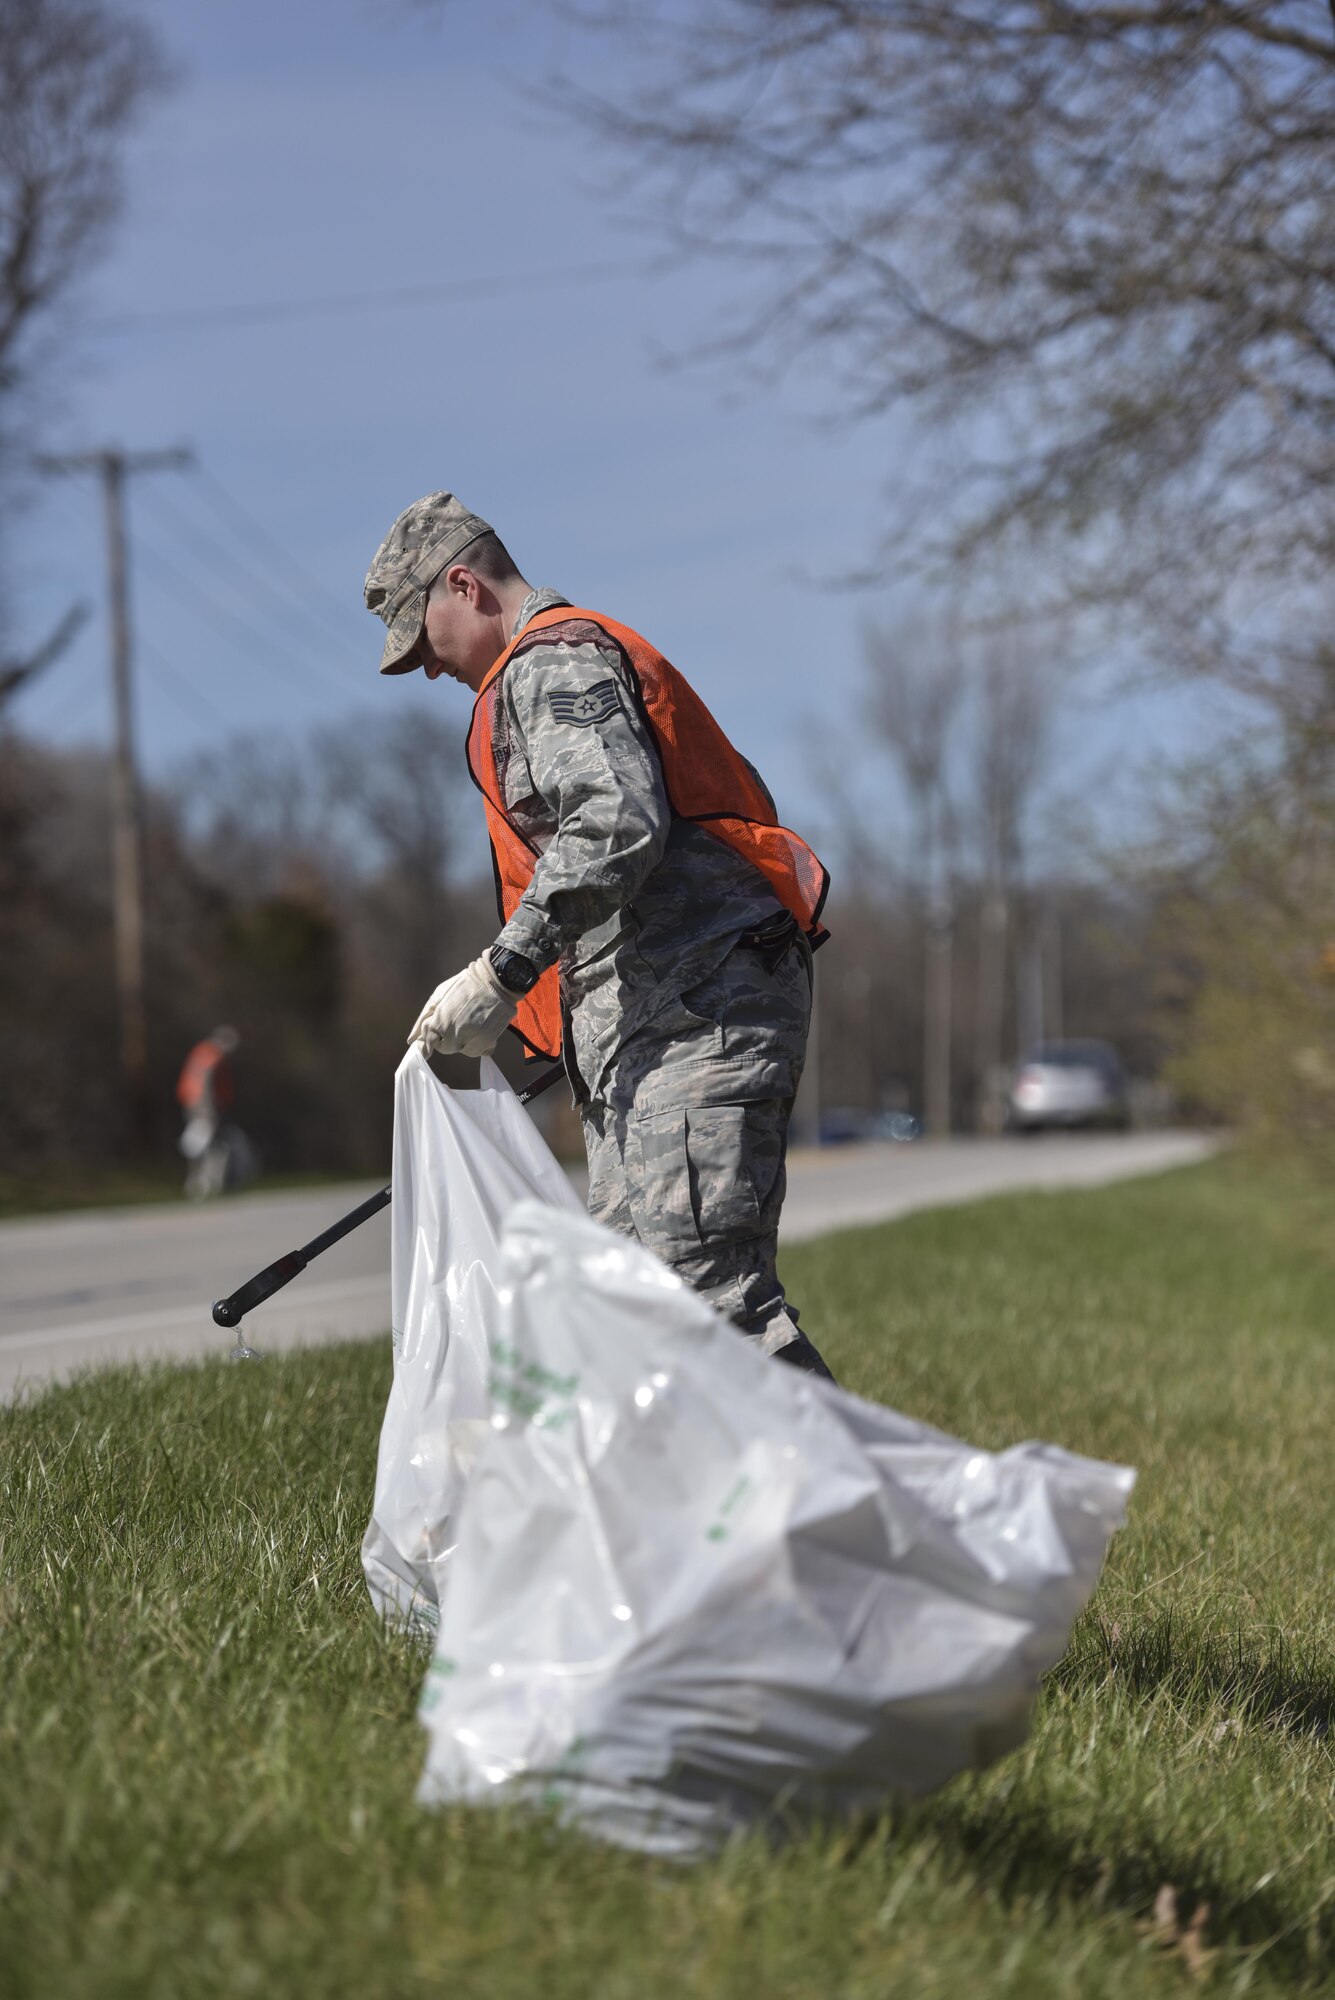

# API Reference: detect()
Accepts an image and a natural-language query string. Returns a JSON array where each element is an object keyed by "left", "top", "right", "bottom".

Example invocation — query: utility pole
[
  {"left": 922, "top": 792, "right": 954, "bottom": 1141},
  {"left": 1041, "top": 903, "right": 1064, "bottom": 1045},
  {"left": 923, "top": 894, "right": 954, "bottom": 1138},
  {"left": 35, "top": 445, "right": 191, "bottom": 1145},
  {"left": 973, "top": 882, "right": 1008, "bottom": 1135},
  {"left": 1014, "top": 896, "right": 1044, "bottom": 1059}
]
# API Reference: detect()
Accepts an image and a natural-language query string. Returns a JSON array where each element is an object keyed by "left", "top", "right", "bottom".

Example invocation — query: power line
[
  {"left": 133, "top": 475, "right": 366, "bottom": 672},
  {"left": 132, "top": 528, "right": 368, "bottom": 701},
  {"left": 40, "top": 456, "right": 379, "bottom": 715},
  {"left": 92, "top": 258, "right": 660, "bottom": 335},
  {"left": 15, "top": 487, "right": 105, "bottom": 730},
  {"left": 29, "top": 480, "right": 358, "bottom": 740},
  {"left": 189, "top": 460, "right": 359, "bottom": 648},
  {"left": 191, "top": 464, "right": 366, "bottom": 656},
  {"left": 139, "top": 638, "right": 240, "bottom": 736}
]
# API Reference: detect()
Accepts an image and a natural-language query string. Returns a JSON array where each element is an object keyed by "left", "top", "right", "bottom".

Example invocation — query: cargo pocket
[
  {"left": 686, "top": 1104, "right": 764, "bottom": 1247},
  {"left": 625, "top": 1104, "right": 762, "bottom": 1261}
]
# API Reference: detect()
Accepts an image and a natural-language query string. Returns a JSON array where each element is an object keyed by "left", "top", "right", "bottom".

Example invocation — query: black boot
[{"left": 772, "top": 1332, "right": 837, "bottom": 1384}]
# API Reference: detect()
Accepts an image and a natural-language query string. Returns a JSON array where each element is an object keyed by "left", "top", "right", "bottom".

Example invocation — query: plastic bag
[
  {"left": 361, "top": 1048, "right": 583, "bottom": 1628},
  {"left": 417, "top": 1198, "right": 1135, "bottom": 1857}
]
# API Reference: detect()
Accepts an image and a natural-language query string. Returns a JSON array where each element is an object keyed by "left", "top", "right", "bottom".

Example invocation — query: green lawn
[{"left": 1, "top": 1154, "right": 1332, "bottom": 1997}]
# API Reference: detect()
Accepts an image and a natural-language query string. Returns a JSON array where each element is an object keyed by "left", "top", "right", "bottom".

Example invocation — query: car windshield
[{"left": 1030, "top": 1042, "right": 1120, "bottom": 1072}]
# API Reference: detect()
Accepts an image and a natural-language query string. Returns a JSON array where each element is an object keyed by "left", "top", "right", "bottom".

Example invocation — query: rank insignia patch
[{"left": 548, "top": 679, "right": 623, "bottom": 727}]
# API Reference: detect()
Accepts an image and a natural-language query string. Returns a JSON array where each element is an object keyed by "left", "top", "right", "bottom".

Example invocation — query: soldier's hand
[{"left": 409, "top": 955, "right": 518, "bottom": 1059}]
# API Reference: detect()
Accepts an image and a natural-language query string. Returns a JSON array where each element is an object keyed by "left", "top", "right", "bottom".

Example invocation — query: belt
[{"left": 737, "top": 911, "right": 800, "bottom": 973}]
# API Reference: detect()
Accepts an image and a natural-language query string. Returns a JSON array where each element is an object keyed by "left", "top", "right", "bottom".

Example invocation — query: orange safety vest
[
  {"left": 466, "top": 606, "right": 831, "bottom": 1061},
  {"left": 176, "top": 1039, "right": 233, "bottom": 1112}
]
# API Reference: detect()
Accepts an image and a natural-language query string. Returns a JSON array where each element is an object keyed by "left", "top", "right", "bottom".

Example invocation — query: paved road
[{"left": 1, "top": 1131, "right": 1216, "bottom": 1400}]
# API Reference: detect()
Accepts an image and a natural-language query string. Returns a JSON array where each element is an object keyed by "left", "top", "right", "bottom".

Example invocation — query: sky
[{"left": 7, "top": 0, "right": 1202, "bottom": 857}]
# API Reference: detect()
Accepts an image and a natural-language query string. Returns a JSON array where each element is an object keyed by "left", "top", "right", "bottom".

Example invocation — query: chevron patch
[{"left": 547, "top": 679, "right": 623, "bottom": 727}]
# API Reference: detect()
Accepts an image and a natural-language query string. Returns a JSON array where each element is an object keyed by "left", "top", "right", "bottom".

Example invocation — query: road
[{"left": 1, "top": 1131, "right": 1216, "bottom": 1400}]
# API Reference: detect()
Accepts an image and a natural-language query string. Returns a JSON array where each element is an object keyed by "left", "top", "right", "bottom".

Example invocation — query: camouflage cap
[{"left": 363, "top": 491, "right": 493, "bottom": 674}]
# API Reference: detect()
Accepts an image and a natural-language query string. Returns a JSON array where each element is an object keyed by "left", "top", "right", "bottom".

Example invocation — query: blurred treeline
[
  {"left": 4, "top": 638, "right": 1332, "bottom": 1175},
  {"left": 0, "top": 712, "right": 501, "bottom": 1176},
  {"left": 0, "top": 686, "right": 1176, "bottom": 1179},
  {"left": 830, "top": 612, "right": 1335, "bottom": 1157},
  {"left": 1156, "top": 682, "right": 1335, "bottom": 1164}
]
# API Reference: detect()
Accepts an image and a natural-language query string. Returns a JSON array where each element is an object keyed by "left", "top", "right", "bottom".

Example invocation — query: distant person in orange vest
[
  {"left": 176, "top": 1025, "right": 242, "bottom": 1199},
  {"left": 364, "top": 493, "right": 834, "bottom": 1378}
]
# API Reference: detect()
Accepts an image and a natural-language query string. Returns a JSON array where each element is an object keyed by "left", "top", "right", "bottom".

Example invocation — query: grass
[{"left": 1, "top": 1151, "right": 1332, "bottom": 1997}]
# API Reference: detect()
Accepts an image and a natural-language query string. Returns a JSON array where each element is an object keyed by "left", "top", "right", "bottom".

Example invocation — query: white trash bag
[
  {"left": 417, "top": 1197, "right": 1135, "bottom": 1858},
  {"left": 361, "top": 1048, "right": 583, "bottom": 1628}
]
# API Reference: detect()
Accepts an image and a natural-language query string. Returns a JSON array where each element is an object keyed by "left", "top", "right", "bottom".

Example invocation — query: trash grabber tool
[{"left": 211, "top": 1060, "right": 566, "bottom": 1329}]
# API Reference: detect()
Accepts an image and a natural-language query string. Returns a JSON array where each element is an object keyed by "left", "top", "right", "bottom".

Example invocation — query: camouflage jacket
[{"left": 487, "top": 589, "right": 786, "bottom": 1101}]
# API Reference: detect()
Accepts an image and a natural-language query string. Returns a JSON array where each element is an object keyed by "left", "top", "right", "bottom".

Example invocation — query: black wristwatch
[{"left": 489, "top": 945, "right": 541, "bottom": 996}]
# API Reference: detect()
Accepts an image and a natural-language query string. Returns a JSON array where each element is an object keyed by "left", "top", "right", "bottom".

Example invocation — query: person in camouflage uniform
[{"left": 364, "top": 492, "right": 833, "bottom": 1379}]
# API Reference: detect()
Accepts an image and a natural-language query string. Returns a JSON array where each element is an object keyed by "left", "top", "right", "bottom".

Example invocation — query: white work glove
[{"left": 409, "top": 953, "right": 519, "bottom": 1059}]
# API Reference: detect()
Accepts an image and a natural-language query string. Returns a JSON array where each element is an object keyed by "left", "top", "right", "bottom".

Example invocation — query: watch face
[{"left": 493, "top": 947, "right": 538, "bottom": 994}]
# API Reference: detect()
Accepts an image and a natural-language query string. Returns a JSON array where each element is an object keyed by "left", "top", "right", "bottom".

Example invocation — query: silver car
[{"left": 1008, "top": 1040, "right": 1128, "bottom": 1133}]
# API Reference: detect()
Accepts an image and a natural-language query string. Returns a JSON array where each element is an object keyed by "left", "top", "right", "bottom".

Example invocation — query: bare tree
[
  {"left": 556, "top": 1, "right": 1334, "bottom": 704},
  {"left": 862, "top": 610, "right": 1063, "bottom": 1131},
  {"left": 179, "top": 734, "right": 327, "bottom": 900},
  {"left": 180, "top": 709, "right": 476, "bottom": 1002},
  {"left": 0, "top": 600, "right": 87, "bottom": 706},
  {"left": 862, "top": 614, "right": 964, "bottom": 1134},
  {"left": 0, "top": 0, "right": 167, "bottom": 540},
  {"left": 314, "top": 708, "right": 473, "bottom": 999},
  {"left": 971, "top": 632, "right": 1058, "bottom": 1128},
  {"left": 1151, "top": 644, "right": 1335, "bottom": 1155}
]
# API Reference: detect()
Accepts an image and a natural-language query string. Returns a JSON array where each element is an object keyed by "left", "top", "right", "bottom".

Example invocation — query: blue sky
[{"left": 8, "top": 0, "right": 1200, "bottom": 857}]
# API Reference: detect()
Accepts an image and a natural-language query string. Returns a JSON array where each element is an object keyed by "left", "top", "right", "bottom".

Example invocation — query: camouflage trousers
[{"left": 579, "top": 931, "right": 833, "bottom": 1379}]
